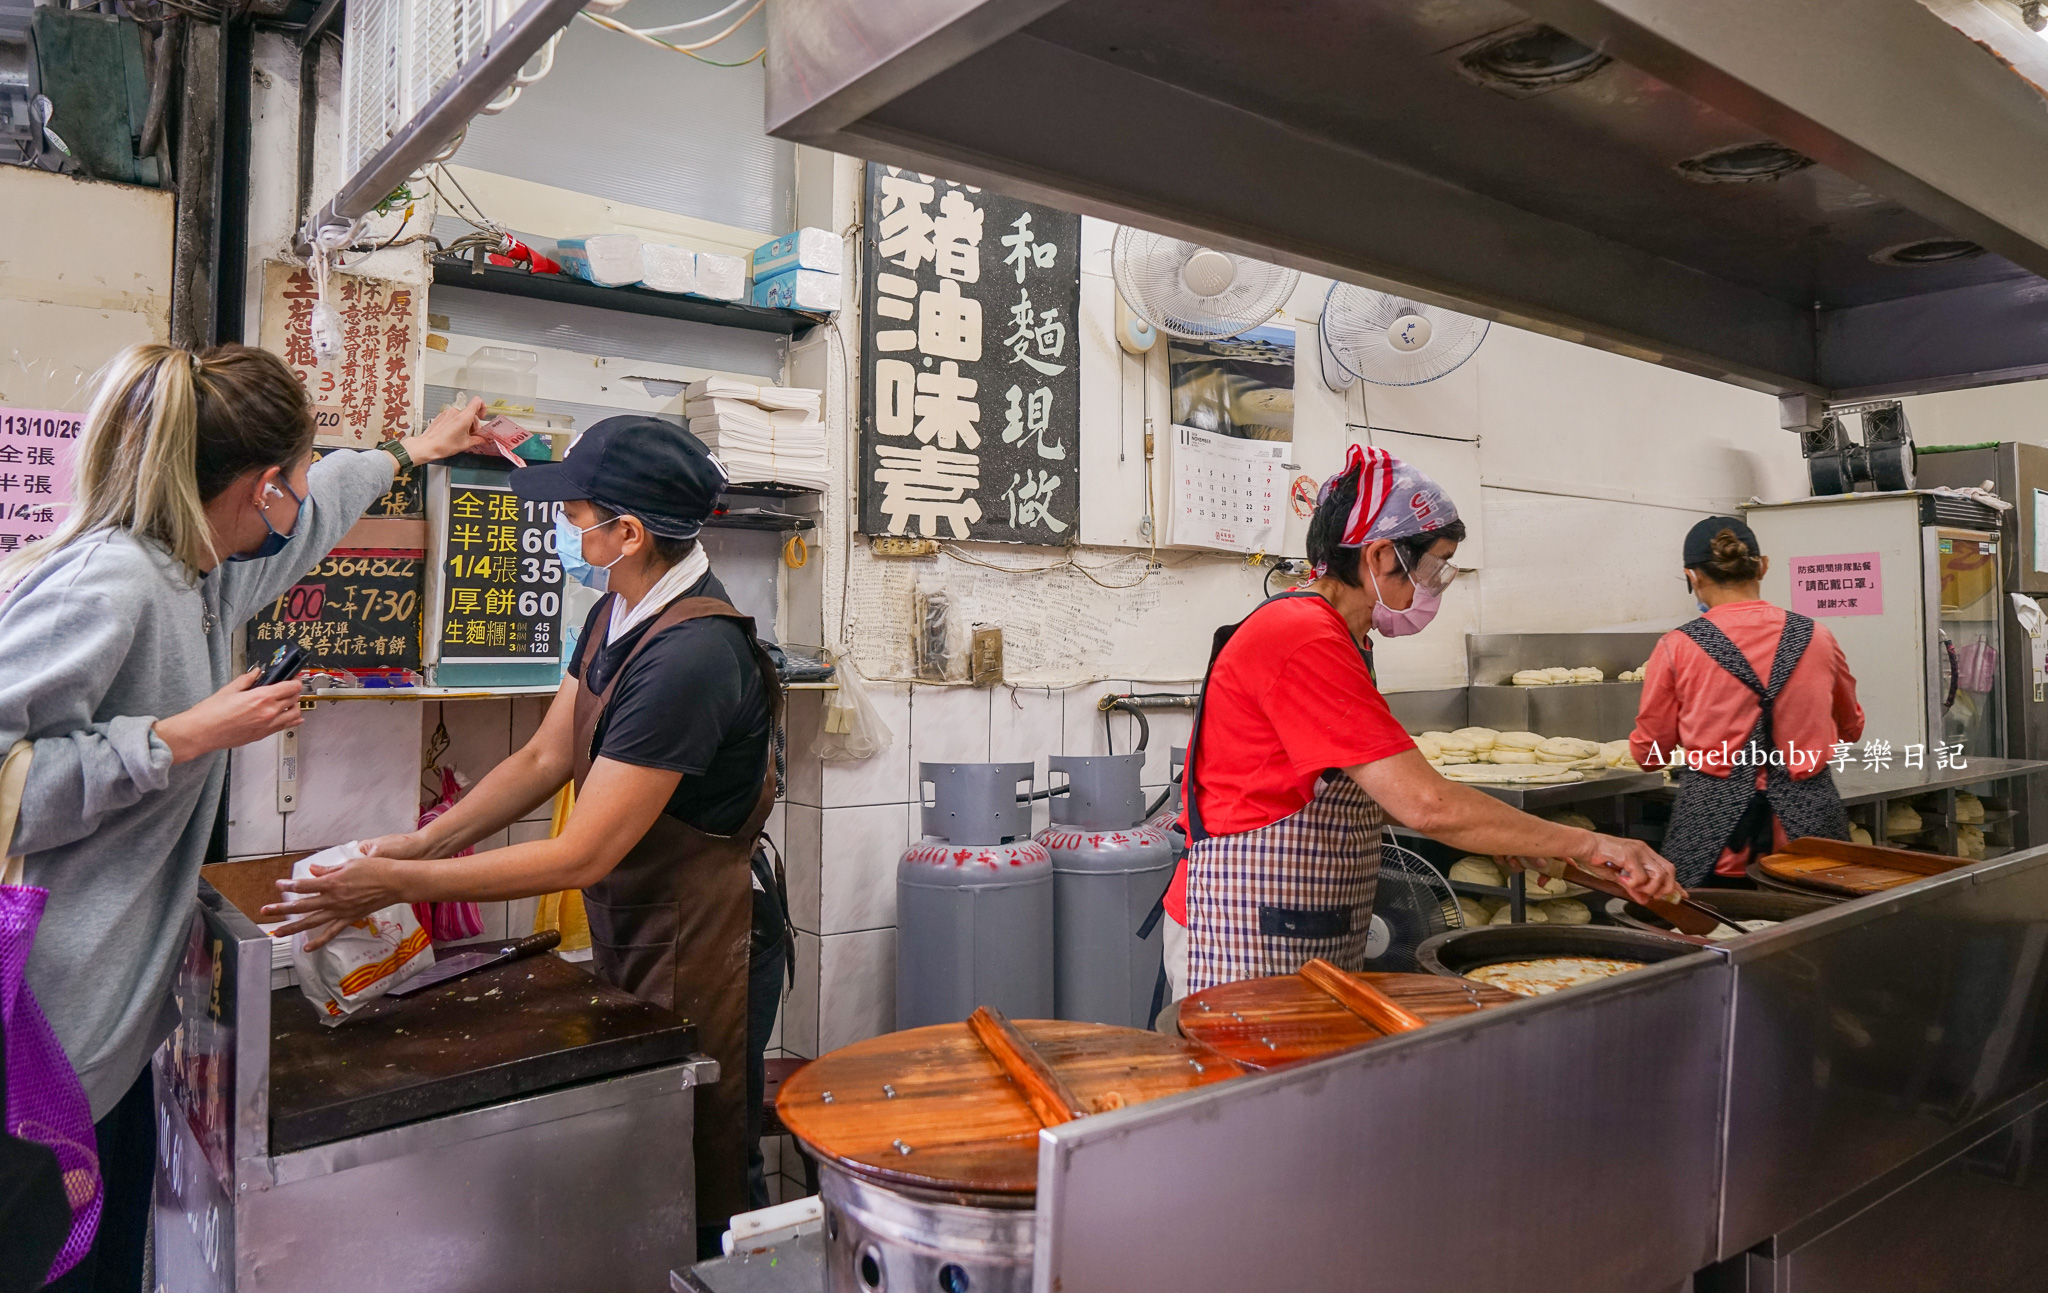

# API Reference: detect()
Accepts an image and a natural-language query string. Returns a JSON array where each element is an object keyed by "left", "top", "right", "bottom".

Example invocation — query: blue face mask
[
  {"left": 555, "top": 510, "right": 620, "bottom": 591},
  {"left": 228, "top": 478, "right": 308, "bottom": 562}
]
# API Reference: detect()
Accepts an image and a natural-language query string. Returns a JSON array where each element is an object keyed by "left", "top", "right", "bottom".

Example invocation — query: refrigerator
[{"left": 1745, "top": 492, "right": 2016, "bottom": 845}]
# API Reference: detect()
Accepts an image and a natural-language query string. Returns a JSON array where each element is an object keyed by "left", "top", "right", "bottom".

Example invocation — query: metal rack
[{"left": 430, "top": 259, "right": 828, "bottom": 337}]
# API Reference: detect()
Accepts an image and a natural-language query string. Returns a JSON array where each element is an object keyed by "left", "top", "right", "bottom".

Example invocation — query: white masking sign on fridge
[
  {"left": 1169, "top": 423, "right": 1287, "bottom": 553},
  {"left": 2034, "top": 489, "right": 2048, "bottom": 575}
]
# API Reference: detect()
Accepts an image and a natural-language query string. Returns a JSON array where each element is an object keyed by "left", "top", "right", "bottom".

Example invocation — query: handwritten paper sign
[
  {"left": 0, "top": 406, "right": 80, "bottom": 555},
  {"left": 259, "top": 261, "right": 422, "bottom": 449},
  {"left": 1789, "top": 551, "right": 1884, "bottom": 616}
]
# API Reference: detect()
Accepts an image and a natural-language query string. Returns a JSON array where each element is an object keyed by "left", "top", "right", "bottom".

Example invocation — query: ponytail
[{"left": 0, "top": 343, "right": 314, "bottom": 587}]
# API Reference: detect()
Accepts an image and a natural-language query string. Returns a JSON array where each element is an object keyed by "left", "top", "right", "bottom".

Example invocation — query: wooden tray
[
  {"left": 1754, "top": 835, "right": 1969, "bottom": 898},
  {"left": 1173, "top": 970, "right": 1517, "bottom": 1071},
  {"left": 776, "top": 1019, "right": 1242, "bottom": 1198}
]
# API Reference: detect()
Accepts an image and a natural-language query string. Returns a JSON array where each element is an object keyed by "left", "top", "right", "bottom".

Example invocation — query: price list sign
[
  {"left": 437, "top": 483, "right": 563, "bottom": 663},
  {"left": 246, "top": 549, "right": 424, "bottom": 672},
  {"left": 0, "top": 407, "right": 81, "bottom": 555}
]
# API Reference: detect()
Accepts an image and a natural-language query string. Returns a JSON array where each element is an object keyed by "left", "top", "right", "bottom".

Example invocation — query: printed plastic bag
[
  {"left": 412, "top": 767, "right": 483, "bottom": 942},
  {"left": 812, "top": 659, "right": 894, "bottom": 762},
  {"left": 288, "top": 843, "right": 435, "bottom": 1025}
]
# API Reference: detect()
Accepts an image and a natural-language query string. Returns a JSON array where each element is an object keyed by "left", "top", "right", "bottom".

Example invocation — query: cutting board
[
  {"left": 776, "top": 1020, "right": 1242, "bottom": 1197},
  {"left": 1174, "top": 970, "right": 1517, "bottom": 1071},
  {"left": 1755, "top": 835, "right": 1968, "bottom": 898}
]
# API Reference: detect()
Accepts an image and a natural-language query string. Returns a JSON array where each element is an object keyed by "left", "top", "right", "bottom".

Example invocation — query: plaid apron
[
  {"left": 1182, "top": 592, "right": 1389, "bottom": 994},
  {"left": 1661, "top": 612, "right": 1850, "bottom": 886},
  {"left": 1184, "top": 773, "right": 1386, "bottom": 993}
]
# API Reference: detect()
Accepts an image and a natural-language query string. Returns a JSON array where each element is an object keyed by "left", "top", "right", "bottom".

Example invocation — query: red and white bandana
[{"left": 1318, "top": 443, "right": 1458, "bottom": 547}]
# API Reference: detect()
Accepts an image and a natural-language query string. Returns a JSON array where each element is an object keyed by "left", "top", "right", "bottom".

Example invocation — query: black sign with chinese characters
[
  {"left": 314, "top": 445, "right": 422, "bottom": 517},
  {"left": 858, "top": 162, "right": 1081, "bottom": 545},
  {"left": 438, "top": 484, "right": 563, "bottom": 662},
  {"left": 245, "top": 549, "right": 424, "bottom": 673}
]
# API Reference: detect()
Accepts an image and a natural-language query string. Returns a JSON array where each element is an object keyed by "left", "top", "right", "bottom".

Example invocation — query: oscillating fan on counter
[
  {"left": 1111, "top": 227, "right": 1301, "bottom": 343},
  {"left": 1362, "top": 839, "right": 1466, "bottom": 972},
  {"left": 1321, "top": 282, "right": 1489, "bottom": 388}
]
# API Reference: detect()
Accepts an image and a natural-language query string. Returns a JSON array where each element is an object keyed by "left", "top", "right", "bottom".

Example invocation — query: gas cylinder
[
  {"left": 1040, "top": 753, "right": 1176, "bottom": 1027},
  {"left": 897, "top": 762, "right": 1054, "bottom": 1029},
  {"left": 1144, "top": 744, "right": 1188, "bottom": 851}
]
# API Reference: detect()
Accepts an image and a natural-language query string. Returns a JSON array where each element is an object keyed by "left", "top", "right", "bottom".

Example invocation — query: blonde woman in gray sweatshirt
[{"left": 0, "top": 343, "right": 484, "bottom": 1291}]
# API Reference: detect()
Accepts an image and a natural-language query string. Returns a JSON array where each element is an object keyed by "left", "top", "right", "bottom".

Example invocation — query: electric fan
[
  {"left": 1111, "top": 227, "right": 1301, "bottom": 341},
  {"left": 1321, "top": 282, "right": 1490, "bottom": 388},
  {"left": 1362, "top": 839, "right": 1465, "bottom": 972}
]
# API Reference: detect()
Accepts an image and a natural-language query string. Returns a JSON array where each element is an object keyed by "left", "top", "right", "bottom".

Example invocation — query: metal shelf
[
  {"left": 706, "top": 511, "right": 816, "bottom": 533},
  {"left": 431, "top": 259, "right": 829, "bottom": 337}
]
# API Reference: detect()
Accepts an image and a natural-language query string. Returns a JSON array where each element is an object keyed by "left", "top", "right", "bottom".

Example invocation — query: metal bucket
[
  {"left": 1606, "top": 888, "right": 1837, "bottom": 941},
  {"left": 818, "top": 1161, "right": 1034, "bottom": 1293},
  {"left": 1416, "top": 924, "right": 1694, "bottom": 981}
]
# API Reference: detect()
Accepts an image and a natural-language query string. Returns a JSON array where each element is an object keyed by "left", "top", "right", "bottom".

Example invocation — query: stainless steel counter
[{"left": 1457, "top": 766, "right": 1666, "bottom": 812}]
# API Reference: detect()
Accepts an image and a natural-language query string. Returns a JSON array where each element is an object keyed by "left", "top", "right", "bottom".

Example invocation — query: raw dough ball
[
  {"left": 1542, "top": 667, "right": 1575, "bottom": 683},
  {"left": 1539, "top": 898, "right": 1592, "bottom": 925},
  {"left": 1958, "top": 825, "right": 1986, "bottom": 859},
  {"left": 1457, "top": 897, "right": 1491, "bottom": 928},
  {"left": 1414, "top": 735, "right": 1442, "bottom": 762},
  {"left": 1490, "top": 902, "right": 1549, "bottom": 925},
  {"left": 1886, "top": 803, "right": 1922, "bottom": 835},
  {"left": 1537, "top": 737, "right": 1600, "bottom": 761},
  {"left": 1511, "top": 670, "right": 1553, "bottom": 686},
  {"left": 1449, "top": 857, "right": 1506, "bottom": 887},
  {"left": 1850, "top": 823, "right": 1874, "bottom": 847},
  {"left": 1453, "top": 727, "right": 1500, "bottom": 752},
  {"left": 1569, "top": 667, "right": 1603, "bottom": 683},
  {"left": 1525, "top": 873, "right": 1581, "bottom": 900},
  {"left": 1436, "top": 753, "right": 1476, "bottom": 765},
  {"left": 1956, "top": 792, "right": 1985, "bottom": 824},
  {"left": 1494, "top": 731, "right": 1546, "bottom": 751},
  {"left": 1488, "top": 749, "right": 1538, "bottom": 764}
]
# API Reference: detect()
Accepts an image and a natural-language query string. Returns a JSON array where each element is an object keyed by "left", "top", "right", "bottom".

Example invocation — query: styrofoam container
[
  {"left": 751, "top": 267, "right": 840, "bottom": 312},
  {"left": 751, "top": 226, "right": 842, "bottom": 279}
]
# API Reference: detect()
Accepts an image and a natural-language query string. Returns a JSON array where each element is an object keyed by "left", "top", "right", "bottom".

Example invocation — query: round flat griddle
[
  {"left": 777, "top": 1016, "right": 1242, "bottom": 1199},
  {"left": 1173, "top": 970, "right": 1518, "bottom": 1070}
]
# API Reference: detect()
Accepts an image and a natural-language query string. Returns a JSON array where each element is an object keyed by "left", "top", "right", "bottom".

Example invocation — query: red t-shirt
[{"left": 1162, "top": 595, "right": 1415, "bottom": 923}]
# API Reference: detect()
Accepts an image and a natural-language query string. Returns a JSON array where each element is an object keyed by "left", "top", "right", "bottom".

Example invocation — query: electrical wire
[
  {"left": 582, "top": 0, "right": 760, "bottom": 46},
  {"left": 614, "top": 0, "right": 755, "bottom": 35},
  {"left": 578, "top": 11, "right": 763, "bottom": 64}
]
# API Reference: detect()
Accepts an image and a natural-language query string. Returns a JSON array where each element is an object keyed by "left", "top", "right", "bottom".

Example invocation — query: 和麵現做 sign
[{"left": 858, "top": 163, "right": 1081, "bottom": 545}]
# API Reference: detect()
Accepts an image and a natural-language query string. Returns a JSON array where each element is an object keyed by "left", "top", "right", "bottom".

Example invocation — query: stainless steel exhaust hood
[{"left": 766, "top": 0, "right": 2048, "bottom": 400}]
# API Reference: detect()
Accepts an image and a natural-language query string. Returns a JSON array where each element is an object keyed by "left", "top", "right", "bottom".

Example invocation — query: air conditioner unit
[{"left": 305, "top": 0, "right": 581, "bottom": 249}]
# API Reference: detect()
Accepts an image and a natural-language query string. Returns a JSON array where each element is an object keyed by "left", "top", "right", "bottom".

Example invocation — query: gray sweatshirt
[{"left": 3, "top": 449, "right": 395, "bottom": 1118}]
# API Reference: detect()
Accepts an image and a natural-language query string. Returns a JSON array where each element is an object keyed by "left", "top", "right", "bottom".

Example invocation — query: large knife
[{"left": 389, "top": 929, "right": 562, "bottom": 997}]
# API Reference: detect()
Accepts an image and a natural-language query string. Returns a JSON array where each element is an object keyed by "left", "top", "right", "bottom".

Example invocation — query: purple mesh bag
[{"left": 0, "top": 740, "right": 102, "bottom": 1281}]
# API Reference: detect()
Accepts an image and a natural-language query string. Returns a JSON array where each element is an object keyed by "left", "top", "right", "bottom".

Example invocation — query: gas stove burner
[
  {"left": 1675, "top": 140, "right": 1815, "bottom": 184},
  {"left": 1871, "top": 238, "right": 1987, "bottom": 267}
]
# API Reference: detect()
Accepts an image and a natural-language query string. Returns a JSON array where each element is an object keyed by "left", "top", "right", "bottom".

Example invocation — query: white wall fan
[
  {"left": 1320, "top": 283, "right": 1490, "bottom": 388},
  {"left": 1111, "top": 228, "right": 1302, "bottom": 352}
]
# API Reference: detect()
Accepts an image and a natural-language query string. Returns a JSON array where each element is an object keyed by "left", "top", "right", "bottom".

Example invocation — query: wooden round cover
[
  {"left": 1175, "top": 970, "right": 1517, "bottom": 1071},
  {"left": 777, "top": 1019, "right": 1243, "bottom": 1197}
]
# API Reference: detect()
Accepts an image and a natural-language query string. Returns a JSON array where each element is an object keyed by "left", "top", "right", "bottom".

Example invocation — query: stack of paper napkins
[
  {"left": 686, "top": 377, "right": 827, "bottom": 491},
  {"left": 750, "top": 227, "right": 842, "bottom": 312},
  {"left": 553, "top": 232, "right": 746, "bottom": 301}
]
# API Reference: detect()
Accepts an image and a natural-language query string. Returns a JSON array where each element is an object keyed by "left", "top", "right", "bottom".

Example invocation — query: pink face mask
[{"left": 1371, "top": 581, "right": 1441, "bottom": 638}]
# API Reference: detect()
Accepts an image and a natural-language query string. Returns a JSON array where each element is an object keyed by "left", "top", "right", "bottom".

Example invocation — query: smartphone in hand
[{"left": 258, "top": 642, "right": 307, "bottom": 687}]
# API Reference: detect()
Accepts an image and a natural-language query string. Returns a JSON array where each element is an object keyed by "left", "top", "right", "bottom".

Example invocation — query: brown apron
[{"left": 570, "top": 593, "right": 781, "bottom": 1226}]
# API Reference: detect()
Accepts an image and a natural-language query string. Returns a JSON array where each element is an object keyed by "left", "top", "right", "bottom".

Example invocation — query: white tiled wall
[{"left": 777, "top": 678, "right": 1174, "bottom": 1061}]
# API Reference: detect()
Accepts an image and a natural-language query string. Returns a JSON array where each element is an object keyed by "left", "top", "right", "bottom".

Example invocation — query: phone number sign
[
  {"left": 0, "top": 407, "right": 80, "bottom": 555},
  {"left": 438, "top": 484, "right": 563, "bottom": 662},
  {"left": 247, "top": 549, "right": 424, "bottom": 672}
]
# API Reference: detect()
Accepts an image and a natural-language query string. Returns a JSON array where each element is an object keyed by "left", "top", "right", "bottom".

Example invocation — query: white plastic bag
[
  {"left": 812, "top": 660, "right": 894, "bottom": 762},
  {"left": 287, "top": 843, "right": 435, "bottom": 1026}
]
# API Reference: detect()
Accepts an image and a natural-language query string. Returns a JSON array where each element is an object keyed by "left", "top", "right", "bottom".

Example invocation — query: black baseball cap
[
  {"left": 1683, "top": 515, "right": 1761, "bottom": 567},
  {"left": 510, "top": 415, "right": 726, "bottom": 539}
]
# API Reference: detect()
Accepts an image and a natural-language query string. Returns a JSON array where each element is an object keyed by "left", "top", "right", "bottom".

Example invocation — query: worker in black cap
[
  {"left": 266, "top": 415, "right": 784, "bottom": 1252},
  {"left": 1628, "top": 516, "right": 1865, "bottom": 886}
]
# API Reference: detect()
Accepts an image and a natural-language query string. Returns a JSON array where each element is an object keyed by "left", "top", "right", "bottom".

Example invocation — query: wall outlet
[{"left": 870, "top": 536, "right": 939, "bottom": 557}]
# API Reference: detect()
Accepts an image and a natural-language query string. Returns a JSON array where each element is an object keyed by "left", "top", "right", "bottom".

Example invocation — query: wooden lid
[
  {"left": 1175, "top": 970, "right": 1517, "bottom": 1071},
  {"left": 1758, "top": 835, "right": 1966, "bottom": 897},
  {"left": 776, "top": 1017, "right": 1242, "bottom": 1197}
]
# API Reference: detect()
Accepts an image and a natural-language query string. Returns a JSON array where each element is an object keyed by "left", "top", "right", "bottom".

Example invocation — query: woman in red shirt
[
  {"left": 1170, "top": 446, "right": 1680, "bottom": 996},
  {"left": 1630, "top": 517, "right": 1863, "bottom": 887}
]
